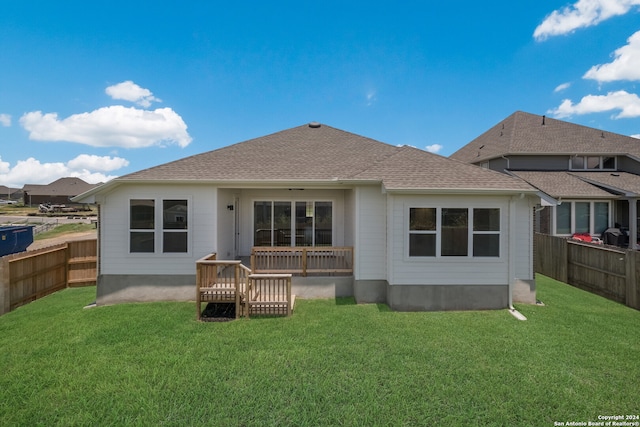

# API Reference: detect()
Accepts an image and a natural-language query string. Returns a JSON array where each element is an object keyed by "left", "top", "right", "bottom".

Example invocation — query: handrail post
[{"left": 302, "top": 247, "right": 307, "bottom": 277}]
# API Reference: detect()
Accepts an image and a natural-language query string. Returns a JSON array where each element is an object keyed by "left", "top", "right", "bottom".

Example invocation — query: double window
[
  {"left": 130, "top": 199, "right": 189, "bottom": 253},
  {"left": 409, "top": 207, "right": 500, "bottom": 258},
  {"left": 555, "top": 201, "right": 609, "bottom": 236},
  {"left": 254, "top": 201, "right": 332, "bottom": 247}
]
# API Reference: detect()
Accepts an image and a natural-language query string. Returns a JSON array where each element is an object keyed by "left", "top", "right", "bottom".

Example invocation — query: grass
[
  {"left": 1, "top": 275, "right": 638, "bottom": 426},
  {"left": 33, "top": 223, "right": 96, "bottom": 240}
]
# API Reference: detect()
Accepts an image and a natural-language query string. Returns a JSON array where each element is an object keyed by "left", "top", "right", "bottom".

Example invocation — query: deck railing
[
  {"left": 195, "top": 253, "right": 251, "bottom": 319},
  {"left": 245, "top": 274, "right": 293, "bottom": 317},
  {"left": 250, "top": 246, "right": 353, "bottom": 276}
]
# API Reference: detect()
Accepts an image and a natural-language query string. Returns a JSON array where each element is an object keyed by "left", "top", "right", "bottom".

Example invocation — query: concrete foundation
[
  {"left": 96, "top": 274, "right": 529, "bottom": 312},
  {"left": 354, "top": 280, "right": 387, "bottom": 303},
  {"left": 513, "top": 278, "right": 536, "bottom": 304},
  {"left": 97, "top": 274, "right": 195, "bottom": 305},
  {"left": 291, "top": 276, "right": 353, "bottom": 298},
  {"left": 386, "top": 284, "right": 509, "bottom": 311}
]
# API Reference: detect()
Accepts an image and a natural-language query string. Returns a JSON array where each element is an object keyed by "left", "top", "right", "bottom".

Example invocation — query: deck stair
[{"left": 196, "top": 253, "right": 293, "bottom": 320}]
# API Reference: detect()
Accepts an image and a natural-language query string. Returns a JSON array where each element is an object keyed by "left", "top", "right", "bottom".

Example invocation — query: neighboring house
[
  {"left": 23, "top": 177, "right": 100, "bottom": 206},
  {"left": 74, "top": 123, "right": 539, "bottom": 310},
  {"left": 451, "top": 111, "right": 640, "bottom": 248},
  {"left": 0, "top": 185, "right": 22, "bottom": 202}
]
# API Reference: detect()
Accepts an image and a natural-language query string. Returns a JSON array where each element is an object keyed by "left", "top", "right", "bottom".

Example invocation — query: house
[
  {"left": 0, "top": 185, "right": 23, "bottom": 202},
  {"left": 450, "top": 111, "right": 640, "bottom": 248},
  {"left": 74, "top": 123, "right": 539, "bottom": 311},
  {"left": 23, "top": 177, "right": 100, "bottom": 206}
]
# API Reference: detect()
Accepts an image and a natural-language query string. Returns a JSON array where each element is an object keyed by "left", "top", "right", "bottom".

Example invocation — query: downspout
[
  {"left": 501, "top": 155, "right": 510, "bottom": 170},
  {"left": 508, "top": 194, "right": 528, "bottom": 321}
]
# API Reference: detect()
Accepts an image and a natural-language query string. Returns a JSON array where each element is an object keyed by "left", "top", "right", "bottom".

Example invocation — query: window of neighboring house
[
  {"left": 409, "top": 207, "right": 500, "bottom": 258},
  {"left": 129, "top": 198, "right": 189, "bottom": 253},
  {"left": 594, "top": 202, "right": 609, "bottom": 235},
  {"left": 555, "top": 203, "right": 571, "bottom": 234},
  {"left": 130, "top": 199, "right": 155, "bottom": 253},
  {"left": 254, "top": 201, "right": 332, "bottom": 247},
  {"left": 554, "top": 201, "right": 610, "bottom": 235},
  {"left": 570, "top": 155, "right": 616, "bottom": 170}
]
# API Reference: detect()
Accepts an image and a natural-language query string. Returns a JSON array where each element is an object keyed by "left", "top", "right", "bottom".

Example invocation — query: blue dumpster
[{"left": 0, "top": 225, "right": 34, "bottom": 257}]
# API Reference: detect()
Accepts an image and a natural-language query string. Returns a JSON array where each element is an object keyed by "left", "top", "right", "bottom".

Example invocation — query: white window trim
[
  {"left": 128, "top": 196, "right": 192, "bottom": 256},
  {"left": 406, "top": 206, "right": 503, "bottom": 260}
]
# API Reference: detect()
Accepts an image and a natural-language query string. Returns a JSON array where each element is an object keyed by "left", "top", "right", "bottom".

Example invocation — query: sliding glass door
[{"left": 254, "top": 201, "right": 332, "bottom": 247}]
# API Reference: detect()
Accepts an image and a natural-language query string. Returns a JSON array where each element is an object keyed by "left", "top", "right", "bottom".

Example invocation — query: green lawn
[{"left": 1, "top": 275, "right": 638, "bottom": 426}]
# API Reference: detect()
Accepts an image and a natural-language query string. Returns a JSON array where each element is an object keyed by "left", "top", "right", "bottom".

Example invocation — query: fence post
[
  {"left": 0, "top": 257, "right": 9, "bottom": 315},
  {"left": 626, "top": 250, "right": 638, "bottom": 309}
]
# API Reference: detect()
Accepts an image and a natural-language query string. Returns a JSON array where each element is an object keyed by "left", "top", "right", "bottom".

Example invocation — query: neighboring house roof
[
  {"left": 23, "top": 177, "right": 100, "bottom": 198},
  {"left": 77, "top": 123, "right": 534, "bottom": 200},
  {"left": 509, "top": 171, "right": 616, "bottom": 199},
  {"left": 450, "top": 111, "right": 640, "bottom": 164},
  {"left": 571, "top": 171, "right": 640, "bottom": 197},
  {"left": 0, "top": 185, "right": 20, "bottom": 196}
]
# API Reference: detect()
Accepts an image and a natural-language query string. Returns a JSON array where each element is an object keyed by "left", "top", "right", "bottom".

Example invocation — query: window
[
  {"left": 570, "top": 155, "right": 616, "bottom": 170},
  {"left": 130, "top": 199, "right": 155, "bottom": 253},
  {"left": 163, "top": 200, "right": 188, "bottom": 253},
  {"left": 473, "top": 208, "right": 500, "bottom": 257},
  {"left": 554, "top": 201, "right": 610, "bottom": 236},
  {"left": 129, "top": 198, "right": 189, "bottom": 253},
  {"left": 575, "top": 202, "right": 590, "bottom": 233},
  {"left": 441, "top": 208, "right": 468, "bottom": 256},
  {"left": 254, "top": 201, "right": 332, "bottom": 247},
  {"left": 409, "top": 207, "right": 500, "bottom": 258},
  {"left": 409, "top": 208, "right": 436, "bottom": 257},
  {"left": 556, "top": 203, "right": 571, "bottom": 235}
]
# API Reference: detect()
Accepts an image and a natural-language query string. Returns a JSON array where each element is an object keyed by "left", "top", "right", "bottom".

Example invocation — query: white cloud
[
  {"left": 584, "top": 30, "right": 640, "bottom": 82},
  {"left": 66, "top": 154, "right": 129, "bottom": 172},
  {"left": 548, "top": 90, "right": 640, "bottom": 118},
  {"left": 20, "top": 106, "right": 192, "bottom": 148},
  {"left": 105, "top": 81, "right": 161, "bottom": 107},
  {"left": 365, "top": 90, "right": 377, "bottom": 107},
  {"left": 632, "top": 134, "right": 640, "bottom": 138},
  {"left": 554, "top": 82, "right": 572, "bottom": 92},
  {"left": 534, "top": 0, "right": 640, "bottom": 41},
  {"left": 425, "top": 144, "right": 443, "bottom": 154},
  {"left": 0, "top": 155, "right": 127, "bottom": 188},
  {"left": 0, "top": 114, "right": 11, "bottom": 127}
]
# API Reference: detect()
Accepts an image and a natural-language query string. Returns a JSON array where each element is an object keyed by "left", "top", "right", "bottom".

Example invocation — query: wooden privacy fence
[
  {"left": 0, "top": 238, "right": 97, "bottom": 316},
  {"left": 251, "top": 246, "right": 353, "bottom": 276},
  {"left": 535, "top": 233, "right": 639, "bottom": 310}
]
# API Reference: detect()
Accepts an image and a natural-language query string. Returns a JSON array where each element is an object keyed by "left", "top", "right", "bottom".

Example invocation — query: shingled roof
[
  {"left": 450, "top": 111, "right": 640, "bottom": 164},
  {"left": 110, "top": 123, "right": 533, "bottom": 193},
  {"left": 23, "top": 177, "right": 99, "bottom": 197},
  {"left": 509, "top": 171, "right": 614, "bottom": 199}
]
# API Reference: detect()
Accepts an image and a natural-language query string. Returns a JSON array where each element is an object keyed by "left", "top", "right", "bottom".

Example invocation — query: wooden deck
[{"left": 196, "top": 253, "right": 294, "bottom": 320}]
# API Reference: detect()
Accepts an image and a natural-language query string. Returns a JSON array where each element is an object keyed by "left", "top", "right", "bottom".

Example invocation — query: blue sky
[{"left": 1, "top": 0, "right": 640, "bottom": 188}]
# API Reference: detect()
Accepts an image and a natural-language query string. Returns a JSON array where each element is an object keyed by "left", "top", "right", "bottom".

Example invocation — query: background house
[
  {"left": 450, "top": 111, "right": 640, "bottom": 248},
  {"left": 0, "top": 185, "right": 22, "bottom": 203},
  {"left": 23, "top": 177, "right": 100, "bottom": 206},
  {"left": 75, "top": 123, "right": 539, "bottom": 311}
]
